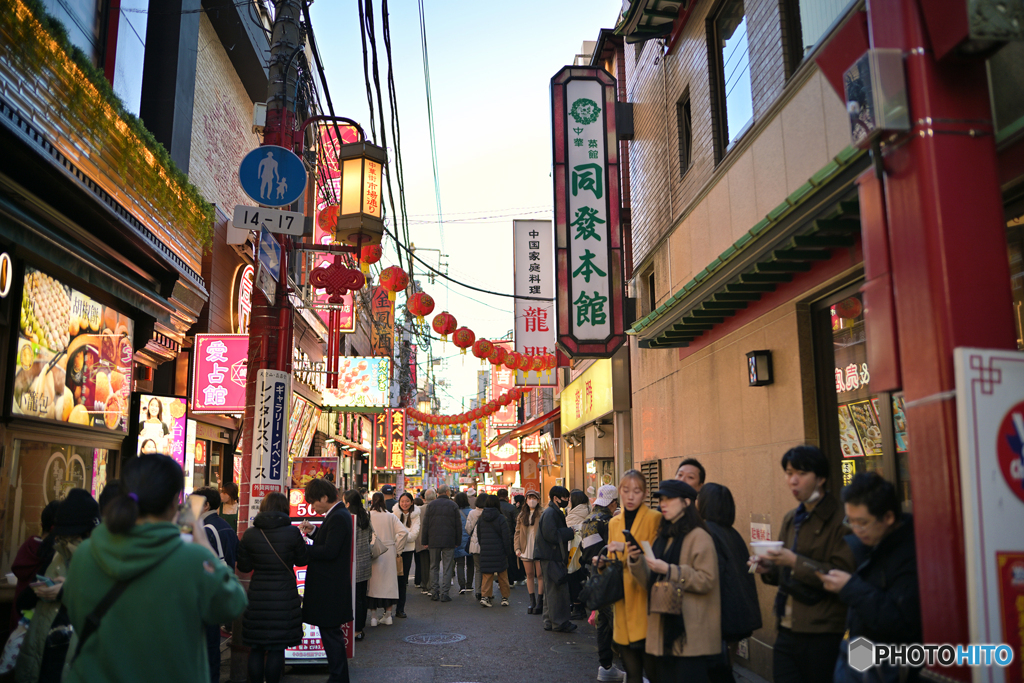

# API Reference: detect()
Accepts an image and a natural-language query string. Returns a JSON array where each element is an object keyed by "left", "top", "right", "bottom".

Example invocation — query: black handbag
[{"left": 579, "top": 547, "right": 625, "bottom": 611}]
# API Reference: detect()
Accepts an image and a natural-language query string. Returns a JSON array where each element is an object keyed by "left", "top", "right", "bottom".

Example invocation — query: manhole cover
[
  {"left": 404, "top": 633, "right": 467, "bottom": 645},
  {"left": 551, "top": 643, "right": 598, "bottom": 654}
]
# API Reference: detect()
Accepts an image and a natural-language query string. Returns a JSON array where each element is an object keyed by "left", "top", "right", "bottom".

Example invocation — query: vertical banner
[
  {"left": 954, "top": 348, "right": 1024, "bottom": 683},
  {"left": 520, "top": 449, "right": 540, "bottom": 496},
  {"left": 250, "top": 369, "right": 291, "bottom": 525},
  {"left": 551, "top": 66, "right": 625, "bottom": 358},
  {"left": 389, "top": 408, "right": 405, "bottom": 470},
  {"left": 514, "top": 220, "right": 556, "bottom": 386},
  {"left": 373, "top": 411, "right": 389, "bottom": 470},
  {"left": 370, "top": 286, "right": 395, "bottom": 357}
]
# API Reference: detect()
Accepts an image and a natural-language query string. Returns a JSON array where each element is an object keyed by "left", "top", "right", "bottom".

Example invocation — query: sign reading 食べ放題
[{"left": 551, "top": 66, "right": 624, "bottom": 358}]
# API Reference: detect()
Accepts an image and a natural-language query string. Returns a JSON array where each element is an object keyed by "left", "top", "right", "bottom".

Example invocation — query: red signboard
[
  {"left": 288, "top": 488, "right": 323, "bottom": 518},
  {"left": 520, "top": 450, "right": 540, "bottom": 496},
  {"left": 191, "top": 334, "right": 248, "bottom": 413},
  {"left": 389, "top": 409, "right": 405, "bottom": 471},
  {"left": 373, "top": 411, "right": 389, "bottom": 470},
  {"left": 490, "top": 341, "right": 517, "bottom": 426},
  {"left": 996, "top": 551, "right": 1024, "bottom": 682}
]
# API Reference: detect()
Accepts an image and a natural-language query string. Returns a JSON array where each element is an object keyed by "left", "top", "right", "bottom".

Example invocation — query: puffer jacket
[
  {"left": 421, "top": 495, "right": 463, "bottom": 549},
  {"left": 477, "top": 508, "right": 511, "bottom": 574},
  {"left": 236, "top": 511, "right": 309, "bottom": 648}
]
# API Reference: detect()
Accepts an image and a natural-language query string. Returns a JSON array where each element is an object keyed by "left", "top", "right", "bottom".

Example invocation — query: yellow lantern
[{"left": 333, "top": 141, "right": 387, "bottom": 246}]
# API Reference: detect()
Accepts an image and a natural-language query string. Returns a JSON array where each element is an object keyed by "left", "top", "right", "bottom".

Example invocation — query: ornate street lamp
[{"left": 333, "top": 140, "right": 387, "bottom": 245}]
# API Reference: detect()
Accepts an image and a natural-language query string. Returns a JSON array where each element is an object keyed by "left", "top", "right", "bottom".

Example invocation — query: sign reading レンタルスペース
[
  {"left": 250, "top": 369, "right": 291, "bottom": 525},
  {"left": 551, "top": 66, "right": 625, "bottom": 358},
  {"left": 514, "top": 220, "right": 556, "bottom": 387}
]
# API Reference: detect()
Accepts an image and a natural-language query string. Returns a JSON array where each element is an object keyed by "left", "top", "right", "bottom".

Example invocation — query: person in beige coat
[
  {"left": 627, "top": 480, "right": 720, "bottom": 683},
  {"left": 367, "top": 493, "right": 409, "bottom": 626}
]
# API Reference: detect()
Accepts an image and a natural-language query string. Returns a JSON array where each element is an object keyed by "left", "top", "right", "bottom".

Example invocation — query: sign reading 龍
[
  {"left": 513, "top": 220, "right": 556, "bottom": 387},
  {"left": 551, "top": 66, "right": 625, "bottom": 358}
]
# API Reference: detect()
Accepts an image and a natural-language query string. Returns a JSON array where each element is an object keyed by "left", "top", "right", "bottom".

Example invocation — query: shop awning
[{"left": 487, "top": 407, "right": 561, "bottom": 449}]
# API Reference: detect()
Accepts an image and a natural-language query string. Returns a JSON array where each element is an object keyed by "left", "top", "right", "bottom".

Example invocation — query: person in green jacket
[{"left": 62, "top": 454, "right": 247, "bottom": 683}]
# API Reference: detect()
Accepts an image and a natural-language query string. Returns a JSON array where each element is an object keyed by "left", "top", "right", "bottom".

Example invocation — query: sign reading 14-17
[
  {"left": 551, "top": 66, "right": 625, "bottom": 359},
  {"left": 238, "top": 145, "right": 308, "bottom": 208}
]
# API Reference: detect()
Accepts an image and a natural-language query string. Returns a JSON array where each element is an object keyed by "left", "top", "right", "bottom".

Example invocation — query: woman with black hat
[
  {"left": 626, "top": 479, "right": 720, "bottom": 683},
  {"left": 15, "top": 488, "right": 99, "bottom": 683}
]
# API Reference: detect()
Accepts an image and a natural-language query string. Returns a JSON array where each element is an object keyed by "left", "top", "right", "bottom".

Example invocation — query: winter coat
[
  {"left": 367, "top": 510, "right": 408, "bottom": 600},
  {"left": 608, "top": 504, "right": 661, "bottom": 646},
  {"left": 579, "top": 504, "right": 613, "bottom": 565},
  {"left": 236, "top": 511, "right": 309, "bottom": 648},
  {"left": 565, "top": 503, "right": 590, "bottom": 530},
  {"left": 395, "top": 505, "right": 420, "bottom": 555},
  {"left": 513, "top": 507, "right": 541, "bottom": 557},
  {"left": 354, "top": 521, "right": 372, "bottom": 583},
  {"left": 628, "top": 525, "right": 721, "bottom": 658},
  {"left": 10, "top": 534, "right": 43, "bottom": 631},
  {"left": 532, "top": 502, "right": 574, "bottom": 562},
  {"left": 420, "top": 495, "right": 463, "bottom": 549},
  {"left": 414, "top": 505, "right": 428, "bottom": 553},
  {"left": 302, "top": 503, "right": 355, "bottom": 628},
  {"left": 477, "top": 508, "right": 512, "bottom": 574},
  {"left": 455, "top": 507, "right": 472, "bottom": 559},
  {"left": 465, "top": 507, "right": 483, "bottom": 554},
  {"left": 839, "top": 515, "right": 921, "bottom": 645},
  {"left": 706, "top": 520, "right": 762, "bottom": 642},
  {"left": 498, "top": 500, "right": 518, "bottom": 540},
  {"left": 63, "top": 523, "right": 247, "bottom": 683},
  {"left": 761, "top": 493, "right": 854, "bottom": 634},
  {"left": 201, "top": 511, "right": 238, "bottom": 569},
  {"left": 16, "top": 540, "right": 76, "bottom": 683}
]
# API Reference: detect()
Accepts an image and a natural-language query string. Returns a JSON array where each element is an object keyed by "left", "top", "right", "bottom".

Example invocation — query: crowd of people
[{"left": 1, "top": 444, "right": 922, "bottom": 683}]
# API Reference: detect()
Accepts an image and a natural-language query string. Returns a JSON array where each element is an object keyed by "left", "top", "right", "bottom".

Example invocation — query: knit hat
[
  {"left": 50, "top": 488, "right": 100, "bottom": 536},
  {"left": 594, "top": 484, "right": 618, "bottom": 508}
]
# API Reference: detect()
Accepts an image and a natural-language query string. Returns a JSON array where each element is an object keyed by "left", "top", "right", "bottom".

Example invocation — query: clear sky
[{"left": 309, "top": 0, "right": 623, "bottom": 412}]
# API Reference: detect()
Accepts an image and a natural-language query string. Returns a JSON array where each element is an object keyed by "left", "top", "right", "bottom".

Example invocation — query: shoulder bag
[
  {"left": 579, "top": 546, "right": 625, "bottom": 611},
  {"left": 370, "top": 532, "right": 386, "bottom": 560},
  {"left": 648, "top": 536, "right": 684, "bottom": 616}
]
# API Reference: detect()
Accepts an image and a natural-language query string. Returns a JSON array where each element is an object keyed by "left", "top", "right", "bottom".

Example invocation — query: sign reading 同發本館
[
  {"left": 513, "top": 220, "right": 556, "bottom": 387},
  {"left": 250, "top": 369, "right": 291, "bottom": 526},
  {"left": 954, "top": 348, "right": 1024, "bottom": 683},
  {"left": 551, "top": 66, "right": 625, "bottom": 359}
]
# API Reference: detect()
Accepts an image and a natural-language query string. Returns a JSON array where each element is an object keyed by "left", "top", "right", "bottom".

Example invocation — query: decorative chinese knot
[
  {"left": 360, "top": 244, "right": 383, "bottom": 275},
  {"left": 309, "top": 260, "right": 366, "bottom": 303},
  {"left": 488, "top": 345, "right": 507, "bottom": 366},
  {"left": 452, "top": 327, "right": 476, "bottom": 355},
  {"left": 408, "top": 292, "right": 435, "bottom": 324},
  {"left": 378, "top": 266, "right": 409, "bottom": 302},
  {"left": 432, "top": 312, "right": 457, "bottom": 341}
]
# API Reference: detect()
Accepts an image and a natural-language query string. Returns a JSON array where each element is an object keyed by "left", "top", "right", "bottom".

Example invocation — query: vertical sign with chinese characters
[
  {"left": 370, "top": 286, "right": 394, "bottom": 358},
  {"left": 388, "top": 409, "right": 405, "bottom": 471},
  {"left": 373, "top": 411, "right": 389, "bottom": 470},
  {"left": 192, "top": 335, "right": 248, "bottom": 413},
  {"left": 251, "top": 369, "right": 291, "bottom": 524},
  {"left": 514, "top": 220, "right": 556, "bottom": 387},
  {"left": 551, "top": 66, "right": 625, "bottom": 358}
]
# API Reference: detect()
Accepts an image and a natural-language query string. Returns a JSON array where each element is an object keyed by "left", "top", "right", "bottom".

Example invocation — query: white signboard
[
  {"left": 250, "top": 369, "right": 291, "bottom": 525},
  {"left": 513, "top": 220, "right": 555, "bottom": 386},
  {"left": 954, "top": 347, "right": 1024, "bottom": 683},
  {"left": 233, "top": 204, "right": 305, "bottom": 236}
]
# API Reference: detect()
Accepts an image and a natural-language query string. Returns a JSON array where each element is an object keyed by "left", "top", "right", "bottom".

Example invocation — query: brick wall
[{"left": 188, "top": 14, "right": 262, "bottom": 211}]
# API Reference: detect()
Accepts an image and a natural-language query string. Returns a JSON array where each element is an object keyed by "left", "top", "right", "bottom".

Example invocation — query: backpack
[{"left": 204, "top": 524, "right": 226, "bottom": 564}]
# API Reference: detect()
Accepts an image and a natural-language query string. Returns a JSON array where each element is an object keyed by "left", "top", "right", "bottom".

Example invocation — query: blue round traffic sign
[{"left": 238, "top": 145, "right": 308, "bottom": 207}]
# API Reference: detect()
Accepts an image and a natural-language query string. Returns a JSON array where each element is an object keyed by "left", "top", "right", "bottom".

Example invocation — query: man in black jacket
[
  {"left": 299, "top": 478, "right": 353, "bottom": 683},
  {"left": 496, "top": 489, "right": 522, "bottom": 584},
  {"left": 420, "top": 484, "right": 463, "bottom": 602},
  {"left": 820, "top": 472, "right": 922, "bottom": 681},
  {"left": 533, "top": 485, "right": 577, "bottom": 633}
]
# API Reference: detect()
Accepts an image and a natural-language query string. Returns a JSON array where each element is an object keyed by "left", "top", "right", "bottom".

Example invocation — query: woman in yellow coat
[{"left": 606, "top": 470, "right": 661, "bottom": 683}]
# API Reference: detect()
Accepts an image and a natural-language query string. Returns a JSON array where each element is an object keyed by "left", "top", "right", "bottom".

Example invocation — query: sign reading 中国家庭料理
[
  {"left": 513, "top": 220, "right": 556, "bottom": 387},
  {"left": 551, "top": 66, "right": 625, "bottom": 359}
]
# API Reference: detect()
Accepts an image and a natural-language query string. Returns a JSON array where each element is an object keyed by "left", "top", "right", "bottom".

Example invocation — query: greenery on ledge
[{"left": 0, "top": 0, "right": 215, "bottom": 250}]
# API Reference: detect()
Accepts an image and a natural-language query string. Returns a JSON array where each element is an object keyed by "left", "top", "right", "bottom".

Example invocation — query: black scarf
[{"left": 650, "top": 516, "right": 691, "bottom": 651}]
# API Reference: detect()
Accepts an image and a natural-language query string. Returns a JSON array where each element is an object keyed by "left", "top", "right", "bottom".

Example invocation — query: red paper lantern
[
  {"left": 408, "top": 292, "right": 435, "bottom": 325},
  {"left": 379, "top": 266, "right": 409, "bottom": 301},
  {"left": 515, "top": 353, "right": 532, "bottom": 372},
  {"left": 488, "top": 345, "right": 507, "bottom": 366},
  {"left": 432, "top": 312, "right": 458, "bottom": 341},
  {"left": 472, "top": 338, "right": 494, "bottom": 360},
  {"left": 452, "top": 327, "right": 476, "bottom": 355},
  {"left": 318, "top": 205, "right": 340, "bottom": 232},
  {"left": 504, "top": 351, "right": 521, "bottom": 370},
  {"left": 499, "top": 393, "right": 512, "bottom": 406},
  {"left": 835, "top": 297, "right": 863, "bottom": 320},
  {"left": 530, "top": 355, "right": 545, "bottom": 374},
  {"left": 360, "top": 244, "right": 383, "bottom": 274}
]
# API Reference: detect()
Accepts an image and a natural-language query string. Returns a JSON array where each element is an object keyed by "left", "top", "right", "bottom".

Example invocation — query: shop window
[
  {"left": 987, "top": 41, "right": 1024, "bottom": 142},
  {"left": 677, "top": 91, "right": 692, "bottom": 176},
  {"left": 710, "top": 0, "right": 753, "bottom": 160},
  {"left": 646, "top": 269, "right": 656, "bottom": 315},
  {"left": 785, "top": 0, "right": 855, "bottom": 68},
  {"left": 41, "top": 0, "right": 106, "bottom": 66},
  {"left": 813, "top": 288, "right": 912, "bottom": 512}
]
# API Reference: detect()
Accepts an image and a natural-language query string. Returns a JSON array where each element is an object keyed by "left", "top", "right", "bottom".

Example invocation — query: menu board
[
  {"left": 891, "top": 395, "right": 909, "bottom": 453},
  {"left": 837, "top": 404, "right": 865, "bottom": 457},
  {"left": 321, "top": 357, "right": 391, "bottom": 410},
  {"left": 848, "top": 399, "right": 883, "bottom": 456},
  {"left": 289, "top": 395, "right": 321, "bottom": 461},
  {"left": 13, "top": 267, "right": 134, "bottom": 430},
  {"left": 137, "top": 395, "right": 188, "bottom": 468},
  {"left": 290, "top": 459, "right": 338, "bottom": 489}
]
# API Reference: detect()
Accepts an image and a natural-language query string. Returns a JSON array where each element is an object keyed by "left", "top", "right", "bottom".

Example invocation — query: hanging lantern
[
  {"left": 318, "top": 205, "right": 340, "bottom": 235},
  {"left": 835, "top": 297, "right": 863, "bottom": 320},
  {"left": 531, "top": 355, "right": 545, "bottom": 377},
  {"left": 408, "top": 292, "right": 435, "bottom": 324},
  {"left": 499, "top": 393, "right": 512, "bottom": 406},
  {"left": 359, "top": 244, "right": 383, "bottom": 274},
  {"left": 432, "top": 312, "right": 458, "bottom": 341},
  {"left": 452, "top": 327, "right": 476, "bottom": 355},
  {"left": 472, "top": 338, "right": 494, "bottom": 361},
  {"left": 379, "top": 266, "right": 409, "bottom": 302},
  {"left": 504, "top": 351, "right": 521, "bottom": 371},
  {"left": 488, "top": 345, "right": 507, "bottom": 366},
  {"left": 332, "top": 140, "right": 388, "bottom": 245},
  {"left": 515, "top": 353, "right": 532, "bottom": 372}
]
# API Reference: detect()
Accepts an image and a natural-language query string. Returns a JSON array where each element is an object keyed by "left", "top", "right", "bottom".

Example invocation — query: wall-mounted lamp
[
  {"left": 325, "top": 438, "right": 336, "bottom": 444},
  {"left": 746, "top": 350, "right": 774, "bottom": 387},
  {"left": 594, "top": 424, "right": 606, "bottom": 439}
]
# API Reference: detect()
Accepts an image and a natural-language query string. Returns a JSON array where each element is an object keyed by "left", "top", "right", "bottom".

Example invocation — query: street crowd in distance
[{"left": 2, "top": 445, "right": 920, "bottom": 683}]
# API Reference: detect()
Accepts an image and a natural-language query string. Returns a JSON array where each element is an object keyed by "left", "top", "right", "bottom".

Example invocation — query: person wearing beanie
[{"left": 533, "top": 485, "right": 577, "bottom": 633}]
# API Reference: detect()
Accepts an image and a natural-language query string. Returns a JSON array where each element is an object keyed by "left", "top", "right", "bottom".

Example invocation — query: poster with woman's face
[{"left": 137, "top": 395, "right": 188, "bottom": 468}]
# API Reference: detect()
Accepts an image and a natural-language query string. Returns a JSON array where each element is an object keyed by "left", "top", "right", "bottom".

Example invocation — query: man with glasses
[{"left": 820, "top": 472, "right": 922, "bottom": 681}]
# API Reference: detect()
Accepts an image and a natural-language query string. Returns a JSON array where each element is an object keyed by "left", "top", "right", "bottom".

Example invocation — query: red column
[{"left": 866, "top": 0, "right": 1015, "bottom": 677}]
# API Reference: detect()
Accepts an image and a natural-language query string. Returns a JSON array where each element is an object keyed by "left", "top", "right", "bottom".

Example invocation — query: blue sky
[{"left": 310, "top": 0, "right": 623, "bottom": 411}]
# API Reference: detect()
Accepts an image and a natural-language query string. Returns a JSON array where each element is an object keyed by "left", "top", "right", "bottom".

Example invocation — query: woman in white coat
[
  {"left": 394, "top": 492, "right": 420, "bottom": 618},
  {"left": 367, "top": 492, "right": 409, "bottom": 626}
]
